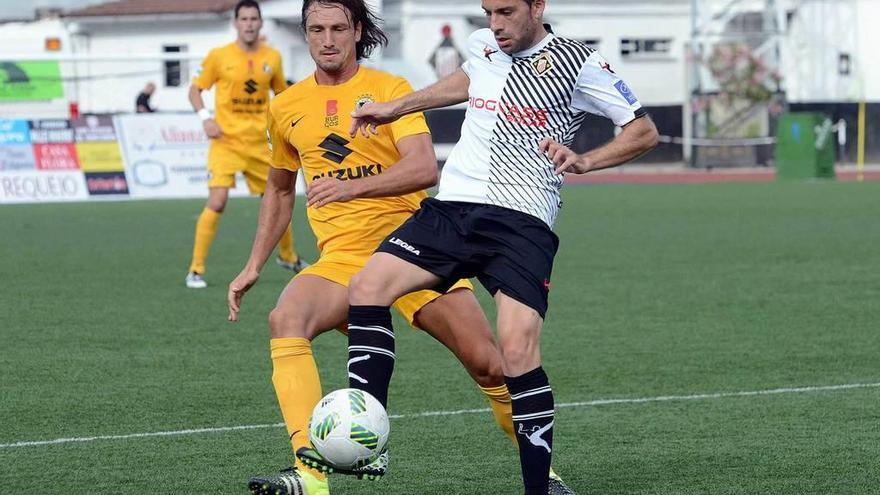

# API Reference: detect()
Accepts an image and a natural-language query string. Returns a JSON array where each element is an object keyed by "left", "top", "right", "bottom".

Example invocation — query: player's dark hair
[
  {"left": 234, "top": 0, "right": 262, "bottom": 19},
  {"left": 301, "top": 0, "right": 388, "bottom": 60}
]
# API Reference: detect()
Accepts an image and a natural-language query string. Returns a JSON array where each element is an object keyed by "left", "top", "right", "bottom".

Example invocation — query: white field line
[{"left": 2, "top": 382, "right": 878, "bottom": 449}]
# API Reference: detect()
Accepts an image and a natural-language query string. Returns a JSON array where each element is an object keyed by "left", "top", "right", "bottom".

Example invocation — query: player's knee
[
  {"left": 348, "top": 271, "right": 384, "bottom": 305},
  {"left": 268, "top": 306, "right": 315, "bottom": 339},
  {"left": 458, "top": 333, "right": 504, "bottom": 386},
  {"left": 469, "top": 353, "right": 505, "bottom": 388},
  {"left": 205, "top": 192, "right": 228, "bottom": 213},
  {"left": 499, "top": 337, "right": 540, "bottom": 372}
]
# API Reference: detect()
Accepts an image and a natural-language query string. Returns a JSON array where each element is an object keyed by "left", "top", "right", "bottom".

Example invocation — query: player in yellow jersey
[
  {"left": 185, "top": 0, "right": 306, "bottom": 289},
  {"left": 226, "top": 0, "right": 574, "bottom": 494}
]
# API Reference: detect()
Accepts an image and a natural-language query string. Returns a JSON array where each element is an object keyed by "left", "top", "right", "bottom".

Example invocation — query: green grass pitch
[{"left": 2, "top": 181, "right": 879, "bottom": 494}]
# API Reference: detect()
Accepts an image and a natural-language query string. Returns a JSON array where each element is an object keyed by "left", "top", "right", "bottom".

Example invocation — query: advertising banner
[
  {"left": 0, "top": 119, "right": 32, "bottom": 145},
  {"left": 72, "top": 115, "right": 128, "bottom": 195},
  {"left": 34, "top": 143, "right": 79, "bottom": 170},
  {"left": 0, "top": 169, "right": 88, "bottom": 204},
  {"left": 76, "top": 142, "right": 124, "bottom": 172},
  {"left": 0, "top": 61, "right": 65, "bottom": 101},
  {"left": 29, "top": 119, "right": 82, "bottom": 172},
  {"left": 29, "top": 119, "right": 75, "bottom": 144},
  {"left": 114, "top": 113, "right": 250, "bottom": 199},
  {"left": 73, "top": 115, "right": 118, "bottom": 142},
  {"left": 1, "top": 113, "right": 296, "bottom": 203},
  {"left": 0, "top": 119, "right": 95, "bottom": 203},
  {"left": 84, "top": 171, "right": 129, "bottom": 195},
  {"left": 0, "top": 119, "right": 36, "bottom": 171},
  {"left": 0, "top": 145, "right": 37, "bottom": 171}
]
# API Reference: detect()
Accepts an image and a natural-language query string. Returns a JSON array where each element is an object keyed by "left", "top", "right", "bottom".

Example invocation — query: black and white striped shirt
[{"left": 436, "top": 29, "right": 645, "bottom": 227}]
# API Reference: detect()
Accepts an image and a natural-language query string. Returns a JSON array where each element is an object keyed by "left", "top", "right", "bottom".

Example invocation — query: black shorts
[{"left": 375, "top": 198, "right": 559, "bottom": 318}]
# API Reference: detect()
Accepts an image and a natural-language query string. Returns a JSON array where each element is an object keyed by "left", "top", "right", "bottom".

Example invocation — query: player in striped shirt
[{"left": 345, "top": 0, "right": 659, "bottom": 493}]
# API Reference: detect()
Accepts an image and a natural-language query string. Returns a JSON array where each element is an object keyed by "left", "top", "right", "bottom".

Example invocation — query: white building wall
[
  {"left": 1, "top": 0, "right": 876, "bottom": 116},
  {"left": 856, "top": 0, "right": 880, "bottom": 101},
  {"left": 68, "top": 21, "right": 225, "bottom": 113},
  {"left": 782, "top": 0, "right": 876, "bottom": 103},
  {"left": 64, "top": 17, "right": 307, "bottom": 114},
  {"left": 0, "top": 18, "right": 72, "bottom": 118},
  {"left": 549, "top": 5, "right": 690, "bottom": 106},
  {"left": 396, "top": 1, "right": 690, "bottom": 105}
]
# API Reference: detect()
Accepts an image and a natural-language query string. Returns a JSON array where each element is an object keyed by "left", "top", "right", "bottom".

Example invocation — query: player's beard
[
  {"left": 317, "top": 59, "right": 344, "bottom": 73},
  {"left": 315, "top": 50, "right": 350, "bottom": 74},
  {"left": 505, "top": 21, "right": 538, "bottom": 54}
]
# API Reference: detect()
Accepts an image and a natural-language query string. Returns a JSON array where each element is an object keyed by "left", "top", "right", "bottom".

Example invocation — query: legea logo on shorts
[{"left": 388, "top": 237, "right": 420, "bottom": 255}]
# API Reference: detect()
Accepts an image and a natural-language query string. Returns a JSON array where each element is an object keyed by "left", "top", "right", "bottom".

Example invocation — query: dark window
[
  {"left": 620, "top": 38, "right": 673, "bottom": 58},
  {"left": 579, "top": 39, "right": 601, "bottom": 50},
  {"left": 163, "top": 45, "right": 188, "bottom": 87}
]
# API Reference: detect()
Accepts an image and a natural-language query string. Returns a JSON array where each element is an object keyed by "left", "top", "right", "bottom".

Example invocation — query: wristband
[{"left": 197, "top": 108, "right": 212, "bottom": 121}]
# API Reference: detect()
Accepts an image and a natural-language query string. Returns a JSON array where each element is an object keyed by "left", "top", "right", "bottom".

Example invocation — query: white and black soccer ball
[{"left": 308, "top": 388, "right": 390, "bottom": 470}]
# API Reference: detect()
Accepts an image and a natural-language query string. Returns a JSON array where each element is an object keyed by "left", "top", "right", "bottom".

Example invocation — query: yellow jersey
[
  {"left": 193, "top": 42, "right": 286, "bottom": 144},
  {"left": 267, "top": 67, "right": 431, "bottom": 256}
]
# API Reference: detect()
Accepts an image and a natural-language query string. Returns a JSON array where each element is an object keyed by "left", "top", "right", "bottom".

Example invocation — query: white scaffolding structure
[
  {"left": 686, "top": 0, "right": 862, "bottom": 166},
  {"left": 687, "top": 0, "right": 786, "bottom": 166}
]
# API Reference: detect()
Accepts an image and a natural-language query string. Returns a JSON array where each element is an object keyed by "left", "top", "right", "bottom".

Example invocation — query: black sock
[
  {"left": 347, "top": 305, "right": 395, "bottom": 408},
  {"left": 506, "top": 367, "right": 554, "bottom": 495}
]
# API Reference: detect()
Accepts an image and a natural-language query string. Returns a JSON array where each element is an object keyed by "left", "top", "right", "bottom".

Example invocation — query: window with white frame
[{"left": 620, "top": 38, "right": 672, "bottom": 59}]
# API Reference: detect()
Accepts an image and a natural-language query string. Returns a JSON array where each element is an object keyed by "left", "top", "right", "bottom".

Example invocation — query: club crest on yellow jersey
[{"left": 355, "top": 94, "right": 374, "bottom": 110}]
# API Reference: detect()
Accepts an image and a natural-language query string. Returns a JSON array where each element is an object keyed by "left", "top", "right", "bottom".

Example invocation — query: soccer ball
[{"left": 308, "top": 388, "right": 390, "bottom": 470}]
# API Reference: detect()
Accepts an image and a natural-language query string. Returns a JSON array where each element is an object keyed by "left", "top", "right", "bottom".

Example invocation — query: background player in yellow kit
[
  {"left": 226, "top": 0, "right": 574, "bottom": 494},
  {"left": 185, "top": 0, "right": 306, "bottom": 289}
]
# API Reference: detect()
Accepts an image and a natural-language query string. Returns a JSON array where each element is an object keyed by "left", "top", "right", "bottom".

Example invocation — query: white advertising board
[
  {"left": 0, "top": 169, "right": 88, "bottom": 204},
  {"left": 114, "top": 114, "right": 252, "bottom": 199}
]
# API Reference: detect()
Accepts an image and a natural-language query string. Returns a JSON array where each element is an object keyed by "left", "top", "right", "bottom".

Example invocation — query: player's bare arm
[
  {"left": 541, "top": 115, "right": 659, "bottom": 175},
  {"left": 228, "top": 167, "right": 298, "bottom": 321},
  {"left": 188, "top": 84, "right": 223, "bottom": 139},
  {"left": 349, "top": 69, "right": 470, "bottom": 138},
  {"left": 307, "top": 133, "right": 437, "bottom": 208}
]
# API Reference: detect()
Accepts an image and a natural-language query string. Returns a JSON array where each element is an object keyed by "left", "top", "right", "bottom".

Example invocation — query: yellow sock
[
  {"left": 480, "top": 383, "right": 517, "bottom": 446},
  {"left": 277, "top": 224, "right": 298, "bottom": 263},
  {"left": 271, "top": 337, "right": 327, "bottom": 481},
  {"left": 188, "top": 207, "right": 221, "bottom": 274}
]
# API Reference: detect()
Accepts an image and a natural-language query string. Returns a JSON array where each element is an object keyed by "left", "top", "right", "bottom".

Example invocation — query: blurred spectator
[
  {"left": 135, "top": 82, "right": 156, "bottom": 113},
  {"left": 429, "top": 24, "right": 463, "bottom": 78}
]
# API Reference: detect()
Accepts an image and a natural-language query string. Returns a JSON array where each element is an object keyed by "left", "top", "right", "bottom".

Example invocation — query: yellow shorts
[
  {"left": 206, "top": 139, "right": 270, "bottom": 193},
  {"left": 297, "top": 252, "right": 473, "bottom": 329}
]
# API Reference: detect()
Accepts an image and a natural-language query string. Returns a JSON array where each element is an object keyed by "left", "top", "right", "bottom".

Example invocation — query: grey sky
[{"left": 0, "top": 0, "right": 104, "bottom": 21}]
